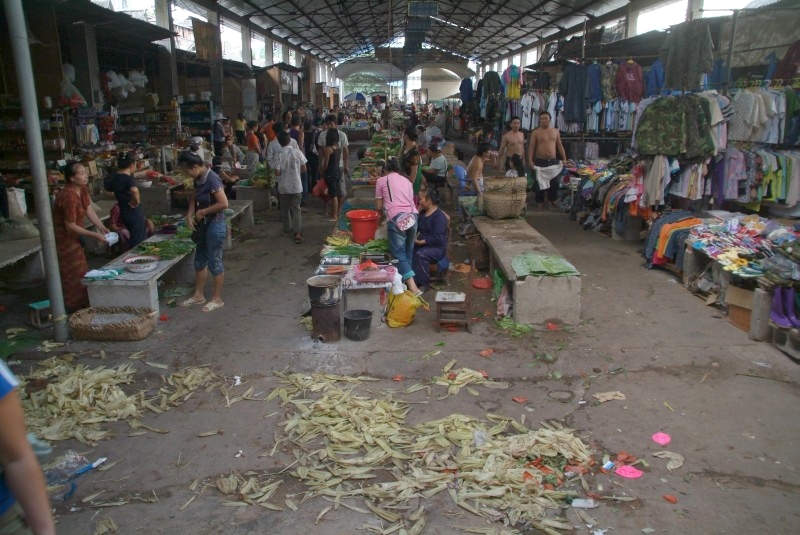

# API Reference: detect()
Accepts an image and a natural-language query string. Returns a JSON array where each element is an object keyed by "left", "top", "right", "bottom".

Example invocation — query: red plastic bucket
[{"left": 347, "top": 209, "right": 379, "bottom": 244}]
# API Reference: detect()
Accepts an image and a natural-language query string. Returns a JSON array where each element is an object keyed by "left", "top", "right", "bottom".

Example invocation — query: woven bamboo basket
[
  {"left": 484, "top": 176, "right": 528, "bottom": 195},
  {"left": 465, "top": 234, "right": 490, "bottom": 270},
  {"left": 484, "top": 191, "right": 526, "bottom": 220},
  {"left": 69, "top": 306, "right": 157, "bottom": 341}
]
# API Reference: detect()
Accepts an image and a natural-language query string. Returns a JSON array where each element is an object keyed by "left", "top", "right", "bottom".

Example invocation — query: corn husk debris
[
  {"left": 19, "top": 356, "right": 220, "bottom": 444},
  {"left": 265, "top": 372, "right": 593, "bottom": 533}
]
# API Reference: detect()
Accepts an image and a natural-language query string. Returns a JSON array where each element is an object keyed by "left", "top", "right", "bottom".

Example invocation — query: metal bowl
[{"left": 123, "top": 255, "right": 159, "bottom": 273}]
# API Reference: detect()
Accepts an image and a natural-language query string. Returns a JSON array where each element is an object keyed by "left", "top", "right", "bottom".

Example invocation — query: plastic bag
[
  {"left": 58, "top": 77, "right": 87, "bottom": 108},
  {"left": 312, "top": 178, "right": 329, "bottom": 201},
  {"left": 63, "top": 63, "right": 76, "bottom": 83},
  {"left": 386, "top": 290, "right": 429, "bottom": 327},
  {"left": 493, "top": 268, "right": 506, "bottom": 298},
  {"left": 496, "top": 285, "right": 511, "bottom": 317},
  {"left": 43, "top": 450, "right": 87, "bottom": 502},
  {"left": 128, "top": 69, "right": 148, "bottom": 88}
]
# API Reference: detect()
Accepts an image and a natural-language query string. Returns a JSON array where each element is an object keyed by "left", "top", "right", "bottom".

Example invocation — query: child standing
[{"left": 275, "top": 130, "right": 307, "bottom": 243}]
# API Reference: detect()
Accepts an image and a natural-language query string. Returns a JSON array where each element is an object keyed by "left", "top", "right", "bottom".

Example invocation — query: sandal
[
  {"left": 295, "top": 235, "right": 304, "bottom": 244},
  {"left": 180, "top": 297, "right": 206, "bottom": 307},
  {"left": 201, "top": 301, "right": 224, "bottom": 312}
]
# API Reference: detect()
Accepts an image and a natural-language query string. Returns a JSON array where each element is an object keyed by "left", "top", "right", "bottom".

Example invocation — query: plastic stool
[{"left": 28, "top": 299, "right": 52, "bottom": 329}]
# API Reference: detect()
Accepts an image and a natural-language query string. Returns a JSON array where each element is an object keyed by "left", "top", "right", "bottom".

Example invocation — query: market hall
[{"left": 0, "top": 0, "right": 799, "bottom": 533}]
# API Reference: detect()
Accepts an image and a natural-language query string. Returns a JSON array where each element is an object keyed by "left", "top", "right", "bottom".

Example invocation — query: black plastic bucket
[{"left": 343, "top": 309, "right": 373, "bottom": 341}]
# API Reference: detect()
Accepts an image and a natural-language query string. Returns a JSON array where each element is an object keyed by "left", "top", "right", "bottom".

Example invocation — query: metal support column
[{"left": 4, "top": 0, "right": 68, "bottom": 341}]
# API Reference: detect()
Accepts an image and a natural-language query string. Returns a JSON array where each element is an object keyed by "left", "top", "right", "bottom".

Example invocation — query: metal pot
[{"left": 307, "top": 275, "right": 342, "bottom": 305}]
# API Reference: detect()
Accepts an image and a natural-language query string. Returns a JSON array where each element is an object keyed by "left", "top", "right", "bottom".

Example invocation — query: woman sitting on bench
[{"left": 413, "top": 187, "right": 449, "bottom": 292}]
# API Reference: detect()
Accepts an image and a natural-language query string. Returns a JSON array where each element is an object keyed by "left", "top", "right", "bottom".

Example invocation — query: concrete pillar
[
  {"left": 69, "top": 23, "right": 101, "bottom": 106},
  {"left": 241, "top": 26, "right": 252, "bottom": 67},
  {"left": 265, "top": 37, "right": 274, "bottom": 65},
  {"left": 687, "top": 0, "right": 703, "bottom": 21},
  {"left": 206, "top": 10, "right": 224, "bottom": 108},
  {"left": 626, "top": 3, "right": 637, "bottom": 38},
  {"left": 154, "top": 0, "right": 178, "bottom": 104}
]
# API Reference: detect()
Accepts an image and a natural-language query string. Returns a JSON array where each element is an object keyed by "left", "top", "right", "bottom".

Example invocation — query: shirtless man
[
  {"left": 466, "top": 142, "right": 494, "bottom": 196},
  {"left": 527, "top": 111, "right": 567, "bottom": 209},
  {"left": 497, "top": 116, "right": 525, "bottom": 170}
]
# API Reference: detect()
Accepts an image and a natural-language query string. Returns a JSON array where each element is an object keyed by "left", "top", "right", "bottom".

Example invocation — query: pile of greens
[{"left": 136, "top": 239, "right": 196, "bottom": 260}]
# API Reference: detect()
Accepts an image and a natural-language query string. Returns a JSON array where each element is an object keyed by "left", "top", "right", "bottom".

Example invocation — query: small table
[{"left": 342, "top": 263, "right": 390, "bottom": 323}]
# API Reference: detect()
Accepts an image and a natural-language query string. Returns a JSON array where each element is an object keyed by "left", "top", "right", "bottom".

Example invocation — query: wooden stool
[
  {"left": 435, "top": 291, "right": 470, "bottom": 332},
  {"left": 27, "top": 299, "right": 52, "bottom": 329}
]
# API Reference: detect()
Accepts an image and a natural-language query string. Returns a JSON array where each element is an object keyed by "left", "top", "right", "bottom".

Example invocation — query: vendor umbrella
[{"left": 344, "top": 92, "right": 367, "bottom": 102}]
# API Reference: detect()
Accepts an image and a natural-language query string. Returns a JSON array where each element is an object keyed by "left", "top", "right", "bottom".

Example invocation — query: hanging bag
[{"left": 386, "top": 174, "right": 417, "bottom": 231}]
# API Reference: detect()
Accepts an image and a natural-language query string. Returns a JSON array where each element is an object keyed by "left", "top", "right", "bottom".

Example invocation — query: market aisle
[{"left": 29, "top": 137, "right": 800, "bottom": 534}]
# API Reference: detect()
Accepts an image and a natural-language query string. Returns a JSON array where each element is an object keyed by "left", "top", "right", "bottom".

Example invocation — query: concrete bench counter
[
  {"left": 0, "top": 238, "right": 43, "bottom": 285},
  {"left": 83, "top": 234, "right": 195, "bottom": 313},
  {"left": 223, "top": 200, "right": 254, "bottom": 250},
  {"left": 472, "top": 216, "right": 581, "bottom": 327}
]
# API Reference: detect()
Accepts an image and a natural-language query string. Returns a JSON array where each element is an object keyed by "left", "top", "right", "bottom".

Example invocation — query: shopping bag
[
  {"left": 312, "top": 178, "right": 329, "bottom": 201},
  {"left": 7, "top": 187, "right": 26, "bottom": 217},
  {"left": 386, "top": 290, "right": 429, "bottom": 328}
]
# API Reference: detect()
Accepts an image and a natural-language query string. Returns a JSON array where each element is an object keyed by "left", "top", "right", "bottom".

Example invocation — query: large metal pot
[{"left": 307, "top": 275, "right": 342, "bottom": 305}]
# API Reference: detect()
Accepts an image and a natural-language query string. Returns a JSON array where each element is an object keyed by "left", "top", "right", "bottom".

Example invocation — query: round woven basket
[
  {"left": 69, "top": 306, "right": 157, "bottom": 341},
  {"left": 466, "top": 234, "right": 490, "bottom": 271},
  {"left": 484, "top": 176, "right": 527, "bottom": 195},
  {"left": 484, "top": 191, "right": 526, "bottom": 220}
]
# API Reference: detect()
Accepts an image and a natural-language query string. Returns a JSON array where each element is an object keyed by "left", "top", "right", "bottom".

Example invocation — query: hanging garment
[
  {"left": 459, "top": 78, "right": 474, "bottom": 103},
  {"left": 646, "top": 59, "right": 665, "bottom": 97},
  {"left": 600, "top": 62, "right": 618, "bottom": 101},
  {"left": 502, "top": 65, "right": 521, "bottom": 100},
  {"left": 585, "top": 62, "right": 602, "bottom": 105},
  {"left": 520, "top": 92, "right": 537, "bottom": 131},
  {"left": 728, "top": 90, "right": 758, "bottom": 141},
  {"left": 659, "top": 20, "right": 714, "bottom": 90},
  {"left": 615, "top": 62, "right": 645, "bottom": 104},
  {"left": 482, "top": 71, "right": 504, "bottom": 96},
  {"left": 558, "top": 63, "right": 588, "bottom": 123},
  {"left": 635, "top": 97, "right": 686, "bottom": 156}
]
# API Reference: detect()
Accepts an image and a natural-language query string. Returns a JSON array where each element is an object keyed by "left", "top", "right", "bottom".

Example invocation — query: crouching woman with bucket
[{"left": 375, "top": 157, "right": 422, "bottom": 296}]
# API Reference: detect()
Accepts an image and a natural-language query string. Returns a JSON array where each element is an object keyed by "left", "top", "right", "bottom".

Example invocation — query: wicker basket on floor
[
  {"left": 69, "top": 306, "right": 157, "bottom": 341},
  {"left": 484, "top": 191, "right": 526, "bottom": 220},
  {"left": 465, "top": 234, "right": 489, "bottom": 271},
  {"left": 484, "top": 176, "right": 527, "bottom": 195}
]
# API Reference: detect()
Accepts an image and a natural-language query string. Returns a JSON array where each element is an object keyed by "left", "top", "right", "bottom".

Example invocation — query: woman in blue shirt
[
  {"left": 0, "top": 360, "right": 55, "bottom": 534},
  {"left": 105, "top": 152, "right": 147, "bottom": 249},
  {"left": 412, "top": 187, "right": 449, "bottom": 291},
  {"left": 177, "top": 151, "right": 229, "bottom": 312}
]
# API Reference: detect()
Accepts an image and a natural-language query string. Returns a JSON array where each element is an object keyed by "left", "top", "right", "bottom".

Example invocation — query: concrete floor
[{"left": 3, "top": 139, "right": 799, "bottom": 534}]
